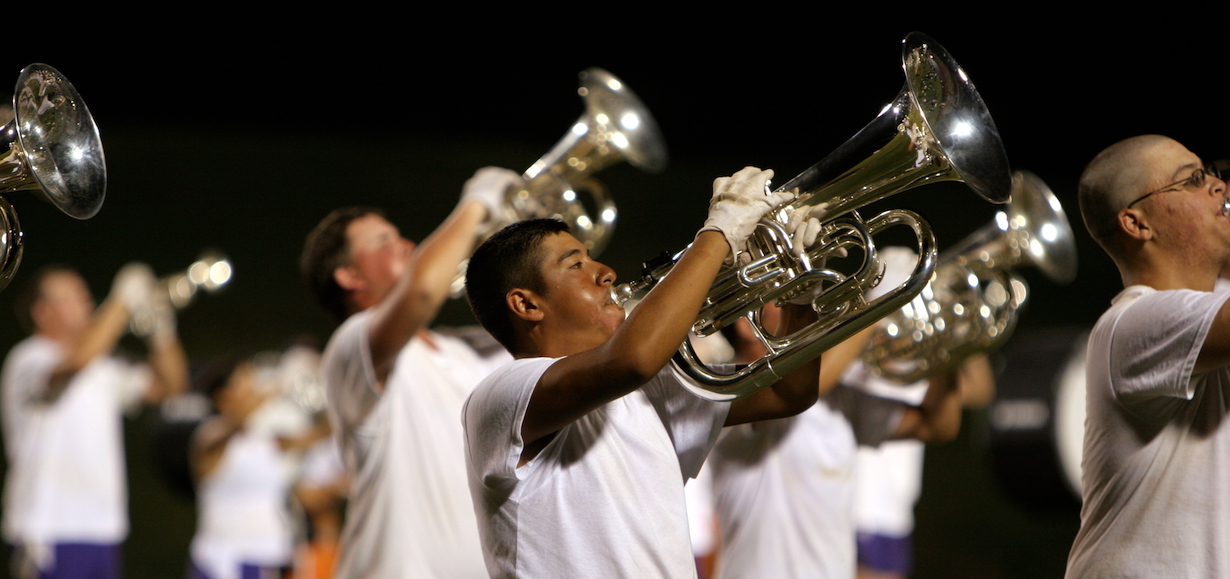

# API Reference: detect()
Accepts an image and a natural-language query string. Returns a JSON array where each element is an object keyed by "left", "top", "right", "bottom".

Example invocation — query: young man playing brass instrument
[
  {"left": 461, "top": 167, "right": 823, "bottom": 577},
  {"left": 1067, "top": 135, "right": 1230, "bottom": 576},
  {"left": 301, "top": 167, "right": 518, "bottom": 578},
  {"left": 3, "top": 264, "right": 188, "bottom": 579}
]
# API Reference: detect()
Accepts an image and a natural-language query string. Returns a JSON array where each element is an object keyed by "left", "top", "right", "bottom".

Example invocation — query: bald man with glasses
[{"left": 1067, "top": 135, "right": 1230, "bottom": 577}]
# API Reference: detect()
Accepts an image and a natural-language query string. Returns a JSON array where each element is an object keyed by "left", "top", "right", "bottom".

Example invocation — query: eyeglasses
[{"left": 1126, "top": 164, "right": 1223, "bottom": 209}]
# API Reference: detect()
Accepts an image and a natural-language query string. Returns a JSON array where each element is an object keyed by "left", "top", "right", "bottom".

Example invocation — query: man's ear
[
  {"left": 1118, "top": 208, "right": 1152, "bottom": 241},
  {"left": 333, "top": 266, "right": 363, "bottom": 292},
  {"left": 507, "top": 288, "right": 544, "bottom": 322}
]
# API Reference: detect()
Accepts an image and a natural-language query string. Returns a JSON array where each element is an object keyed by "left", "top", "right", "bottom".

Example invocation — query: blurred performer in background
[
  {"left": 851, "top": 249, "right": 995, "bottom": 579},
  {"left": 188, "top": 354, "right": 330, "bottom": 579},
  {"left": 2, "top": 264, "right": 189, "bottom": 579},
  {"left": 299, "top": 167, "right": 516, "bottom": 578},
  {"left": 706, "top": 248, "right": 983, "bottom": 579},
  {"left": 291, "top": 436, "right": 346, "bottom": 579},
  {"left": 851, "top": 356, "right": 993, "bottom": 579},
  {"left": 1067, "top": 135, "right": 1230, "bottom": 576}
]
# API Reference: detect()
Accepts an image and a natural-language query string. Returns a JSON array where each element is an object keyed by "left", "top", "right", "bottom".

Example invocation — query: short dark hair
[
  {"left": 300, "top": 207, "right": 385, "bottom": 322},
  {"left": 466, "top": 218, "right": 570, "bottom": 351},
  {"left": 13, "top": 264, "right": 77, "bottom": 334},
  {"left": 1078, "top": 135, "right": 1171, "bottom": 260}
]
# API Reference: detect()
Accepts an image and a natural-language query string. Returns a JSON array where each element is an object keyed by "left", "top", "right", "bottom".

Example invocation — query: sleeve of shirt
[
  {"left": 320, "top": 311, "right": 382, "bottom": 436},
  {"left": 826, "top": 384, "right": 907, "bottom": 447},
  {"left": 1109, "top": 289, "right": 1230, "bottom": 401},
  {"left": 462, "top": 357, "right": 555, "bottom": 489},
  {"left": 1, "top": 341, "right": 57, "bottom": 459},
  {"left": 648, "top": 361, "right": 732, "bottom": 480}
]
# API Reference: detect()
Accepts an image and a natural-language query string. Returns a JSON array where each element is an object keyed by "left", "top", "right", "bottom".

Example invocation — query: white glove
[
  {"left": 459, "top": 166, "right": 520, "bottom": 227},
  {"left": 110, "top": 262, "right": 155, "bottom": 313},
  {"left": 783, "top": 205, "right": 824, "bottom": 259},
  {"left": 865, "top": 246, "right": 918, "bottom": 302},
  {"left": 699, "top": 167, "right": 795, "bottom": 264}
]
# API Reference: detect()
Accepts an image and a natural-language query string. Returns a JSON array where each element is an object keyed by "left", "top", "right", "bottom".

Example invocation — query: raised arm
[
  {"left": 1196, "top": 297, "right": 1230, "bottom": 374},
  {"left": 44, "top": 264, "right": 152, "bottom": 402},
  {"left": 888, "top": 354, "right": 993, "bottom": 443},
  {"left": 366, "top": 167, "right": 518, "bottom": 386},
  {"left": 523, "top": 167, "right": 794, "bottom": 447},
  {"left": 140, "top": 291, "right": 189, "bottom": 404}
]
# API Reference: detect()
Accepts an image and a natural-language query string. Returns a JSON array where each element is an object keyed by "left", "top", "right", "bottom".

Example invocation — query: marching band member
[
  {"left": 1067, "top": 135, "right": 1230, "bottom": 576},
  {"left": 188, "top": 356, "right": 329, "bottom": 579},
  {"left": 299, "top": 167, "right": 515, "bottom": 578},
  {"left": 2, "top": 264, "right": 188, "bottom": 579},
  {"left": 460, "top": 167, "right": 819, "bottom": 577}
]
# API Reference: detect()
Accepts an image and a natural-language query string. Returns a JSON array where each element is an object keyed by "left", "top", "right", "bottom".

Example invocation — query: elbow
[
  {"left": 791, "top": 387, "right": 820, "bottom": 416},
  {"left": 403, "top": 279, "right": 451, "bottom": 314}
]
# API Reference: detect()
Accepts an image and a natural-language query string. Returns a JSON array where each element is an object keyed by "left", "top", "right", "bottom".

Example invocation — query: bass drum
[{"left": 986, "top": 327, "right": 1087, "bottom": 512}]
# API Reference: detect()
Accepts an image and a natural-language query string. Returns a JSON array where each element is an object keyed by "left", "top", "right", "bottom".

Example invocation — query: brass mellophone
[
  {"left": 449, "top": 68, "right": 667, "bottom": 297},
  {"left": 131, "top": 251, "right": 233, "bottom": 337},
  {"left": 0, "top": 64, "right": 106, "bottom": 291},
  {"left": 611, "top": 32, "right": 1013, "bottom": 401},
  {"left": 862, "top": 170, "right": 1077, "bottom": 383}
]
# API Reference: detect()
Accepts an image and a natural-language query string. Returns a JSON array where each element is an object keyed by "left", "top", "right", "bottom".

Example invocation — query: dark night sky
[{"left": 0, "top": 21, "right": 1223, "bottom": 359}]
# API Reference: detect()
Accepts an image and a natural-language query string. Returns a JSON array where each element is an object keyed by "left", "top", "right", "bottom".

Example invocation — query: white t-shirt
[
  {"left": 708, "top": 385, "right": 904, "bottom": 579},
  {"left": 846, "top": 360, "right": 929, "bottom": 539},
  {"left": 0, "top": 335, "right": 149, "bottom": 549},
  {"left": 191, "top": 429, "right": 296, "bottom": 579},
  {"left": 1066, "top": 286, "right": 1230, "bottom": 578},
  {"left": 463, "top": 357, "right": 729, "bottom": 578},
  {"left": 321, "top": 311, "right": 510, "bottom": 579}
]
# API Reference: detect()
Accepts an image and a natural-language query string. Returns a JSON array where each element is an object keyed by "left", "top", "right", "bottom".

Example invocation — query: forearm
[
  {"left": 725, "top": 303, "right": 820, "bottom": 425},
  {"left": 367, "top": 201, "right": 486, "bottom": 379},
  {"left": 910, "top": 372, "right": 962, "bottom": 443},
  {"left": 525, "top": 232, "right": 730, "bottom": 442},
  {"left": 605, "top": 231, "right": 730, "bottom": 379},
  {"left": 145, "top": 335, "right": 189, "bottom": 403},
  {"left": 818, "top": 326, "right": 873, "bottom": 396},
  {"left": 957, "top": 353, "right": 995, "bottom": 408}
]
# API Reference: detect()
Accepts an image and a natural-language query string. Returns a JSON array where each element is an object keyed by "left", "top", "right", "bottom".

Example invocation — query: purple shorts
[
  {"left": 24, "top": 542, "right": 122, "bottom": 579},
  {"left": 856, "top": 532, "right": 913, "bottom": 575},
  {"left": 188, "top": 560, "right": 281, "bottom": 579}
]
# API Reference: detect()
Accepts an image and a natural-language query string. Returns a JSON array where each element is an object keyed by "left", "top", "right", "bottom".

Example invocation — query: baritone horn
[
  {"left": 612, "top": 32, "right": 1012, "bottom": 401},
  {"left": 131, "top": 251, "right": 233, "bottom": 337},
  {"left": 0, "top": 64, "right": 106, "bottom": 291},
  {"left": 862, "top": 170, "right": 1077, "bottom": 383},
  {"left": 449, "top": 67, "right": 667, "bottom": 297}
]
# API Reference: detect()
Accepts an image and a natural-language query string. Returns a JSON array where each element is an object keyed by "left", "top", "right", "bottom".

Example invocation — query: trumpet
[
  {"left": 450, "top": 67, "right": 667, "bottom": 297},
  {"left": 0, "top": 64, "right": 106, "bottom": 291},
  {"left": 862, "top": 170, "right": 1077, "bottom": 383},
  {"left": 131, "top": 251, "right": 233, "bottom": 337},
  {"left": 611, "top": 32, "right": 1012, "bottom": 401}
]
